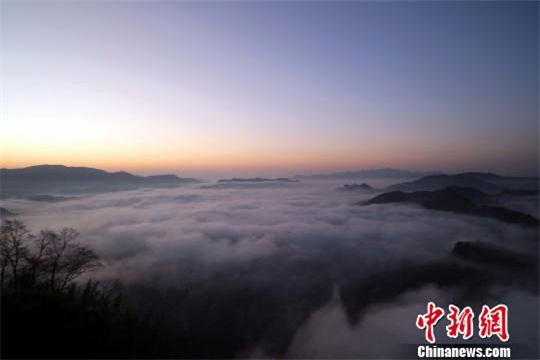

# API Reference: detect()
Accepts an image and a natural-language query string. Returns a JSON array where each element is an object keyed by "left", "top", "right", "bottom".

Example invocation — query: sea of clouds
[{"left": 2, "top": 179, "right": 538, "bottom": 358}]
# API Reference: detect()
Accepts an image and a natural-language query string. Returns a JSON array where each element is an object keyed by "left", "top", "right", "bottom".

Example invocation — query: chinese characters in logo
[
  {"left": 446, "top": 304, "right": 474, "bottom": 340},
  {"left": 479, "top": 304, "right": 509, "bottom": 342},
  {"left": 416, "top": 302, "right": 445, "bottom": 344},
  {"left": 416, "top": 303, "right": 509, "bottom": 343}
]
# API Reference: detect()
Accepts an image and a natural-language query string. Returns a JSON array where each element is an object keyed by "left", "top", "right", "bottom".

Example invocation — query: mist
[{"left": 2, "top": 178, "right": 538, "bottom": 358}]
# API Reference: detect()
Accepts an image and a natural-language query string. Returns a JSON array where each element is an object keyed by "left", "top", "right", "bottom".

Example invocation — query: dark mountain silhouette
[
  {"left": 499, "top": 189, "right": 539, "bottom": 196},
  {"left": 451, "top": 241, "right": 537, "bottom": 271},
  {"left": 2, "top": 165, "right": 136, "bottom": 181},
  {"left": 457, "top": 172, "right": 504, "bottom": 180},
  {"left": 363, "top": 187, "right": 539, "bottom": 227},
  {"left": 1, "top": 165, "right": 196, "bottom": 183},
  {"left": 387, "top": 172, "right": 539, "bottom": 194},
  {"left": 145, "top": 174, "right": 187, "bottom": 183},
  {"left": 341, "top": 240, "right": 538, "bottom": 327},
  {"left": 387, "top": 173, "right": 500, "bottom": 193},
  {"left": 1, "top": 165, "right": 200, "bottom": 197},
  {"left": 339, "top": 183, "right": 374, "bottom": 192},
  {"left": 218, "top": 177, "right": 298, "bottom": 183},
  {"left": 296, "top": 168, "right": 441, "bottom": 180}
]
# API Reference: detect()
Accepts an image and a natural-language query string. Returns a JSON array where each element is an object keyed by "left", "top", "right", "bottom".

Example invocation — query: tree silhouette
[
  {"left": 0, "top": 220, "right": 101, "bottom": 291},
  {"left": 0, "top": 220, "right": 31, "bottom": 290},
  {"left": 1, "top": 219, "right": 164, "bottom": 358}
]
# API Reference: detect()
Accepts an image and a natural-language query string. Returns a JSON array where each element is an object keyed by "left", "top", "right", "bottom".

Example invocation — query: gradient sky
[{"left": 1, "top": 1, "right": 538, "bottom": 176}]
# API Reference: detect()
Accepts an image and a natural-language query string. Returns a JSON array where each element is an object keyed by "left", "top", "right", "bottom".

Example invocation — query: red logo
[
  {"left": 479, "top": 304, "right": 509, "bottom": 342},
  {"left": 416, "top": 302, "right": 509, "bottom": 343},
  {"left": 446, "top": 304, "right": 474, "bottom": 340},
  {"left": 416, "top": 302, "right": 445, "bottom": 344}
]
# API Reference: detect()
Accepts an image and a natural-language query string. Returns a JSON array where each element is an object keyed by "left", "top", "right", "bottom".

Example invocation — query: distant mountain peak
[
  {"left": 387, "top": 172, "right": 538, "bottom": 194},
  {"left": 0, "top": 164, "right": 200, "bottom": 198},
  {"left": 363, "top": 186, "right": 539, "bottom": 227},
  {"left": 218, "top": 177, "right": 297, "bottom": 183},
  {"left": 339, "top": 183, "right": 374, "bottom": 192},
  {"left": 296, "top": 168, "right": 441, "bottom": 180}
]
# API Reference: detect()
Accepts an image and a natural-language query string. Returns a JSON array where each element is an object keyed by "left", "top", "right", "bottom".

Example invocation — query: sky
[{"left": 1, "top": 1, "right": 538, "bottom": 176}]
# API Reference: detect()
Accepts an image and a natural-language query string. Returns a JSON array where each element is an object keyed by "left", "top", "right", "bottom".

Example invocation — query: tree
[
  {"left": 52, "top": 228, "right": 101, "bottom": 290},
  {"left": 25, "top": 228, "right": 52, "bottom": 285},
  {"left": 0, "top": 220, "right": 101, "bottom": 291},
  {"left": 1, "top": 220, "right": 165, "bottom": 359},
  {"left": 0, "top": 220, "right": 32, "bottom": 290}
]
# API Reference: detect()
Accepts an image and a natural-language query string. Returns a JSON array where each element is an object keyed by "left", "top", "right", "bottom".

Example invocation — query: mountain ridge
[
  {"left": 296, "top": 168, "right": 442, "bottom": 180},
  {"left": 1, "top": 164, "right": 197, "bottom": 182},
  {"left": 386, "top": 172, "right": 539, "bottom": 193},
  {"left": 0, "top": 165, "right": 200, "bottom": 198},
  {"left": 363, "top": 186, "right": 539, "bottom": 227}
]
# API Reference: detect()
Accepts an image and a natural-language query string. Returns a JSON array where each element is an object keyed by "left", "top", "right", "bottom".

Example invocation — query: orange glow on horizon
[
  {"left": 1, "top": 117, "right": 535, "bottom": 176},
  {"left": 2, "top": 142, "right": 526, "bottom": 176}
]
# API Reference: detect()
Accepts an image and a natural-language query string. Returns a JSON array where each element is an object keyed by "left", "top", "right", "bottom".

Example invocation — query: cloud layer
[{"left": 3, "top": 179, "right": 538, "bottom": 358}]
